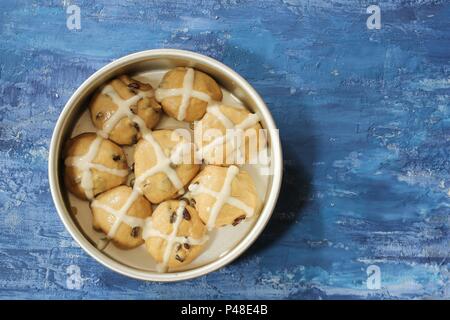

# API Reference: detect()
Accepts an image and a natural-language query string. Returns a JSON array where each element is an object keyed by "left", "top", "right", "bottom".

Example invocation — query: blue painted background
[{"left": 0, "top": 0, "right": 449, "bottom": 299}]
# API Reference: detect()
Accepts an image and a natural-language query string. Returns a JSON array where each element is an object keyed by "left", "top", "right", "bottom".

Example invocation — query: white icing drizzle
[
  {"left": 136, "top": 131, "right": 185, "bottom": 192},
  {"left": 235, "top": 113, "right": 260, "bottom": 130},
  {"left": 110, "top": 105, "right": 182, "bottom": 188},
  {"left": 155, "top": 88, "right": 211, "bottom": 104},
  {"left": 90, "top": 131, "right": 186, "bottom": 241},
  {"left": 100, "top": 84, "right": 153, "bottom": 135},
  {"left": 94, "top": 122, "right": 187, "bottom": 242},
  {"left": 67, "top": 82, "right": 189, "bottom": 248},
  {"left": 141, "top": 199, "right": 209, "bottom": 272},
  {"left": 170, "top": 142, "right": 198, "bottom": 165},
  {"left": 91, "top": 123, "right": 187, "bottom": 241},
  {"left": 189, "top": 165, "right": 254, "bottom": 230},
  {"left": 149, "top": 201, "right": 186, "bottom": 272},
  {"left": 101, "top": 188, "right": 142, "bottom": 238},
  {"left": 100, "top": 83, "right": 185, "bottom": 194},
  {"left": 65, "top": 135, "right": 129, "bottom": 200},
  {"left": 207, "top": 105, "right": 234, "bottom": 129},
  {"left": 178, "top": 68, "right": 194, "bottom": 121},
  {"left": 90, "top": 131, "right": 188, "bottom": 242},
  {"left": 198, "top": 108, "right": 261, "bottom": 163},
  {"left": 155, "top": 68, "right": 215, "bottom": 121},
  {"left": 91, "top": 197, "right": 145, "bottom": 236},
  {"left": 143, "top": 220, "right": 208, "bottom": 246},
  {"left": 65, "top": 83, "right": 154, "bottom": 200}
]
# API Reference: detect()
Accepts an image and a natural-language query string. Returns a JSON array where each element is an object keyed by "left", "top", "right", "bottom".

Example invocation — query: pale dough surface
[
  {"left": 157, "top": 67, "right": 223, "bottom": 122},
  {"left": 91, "top": 185, "right": 152, "bottom": 249},
  {"left": 190, "top": 165, "right": 262, "bottom": 228},
  {"left": 89, "top": 75, "right": 161, "bottom": 145},
  {"left": 194, "top": 104, "right": 266, "bottom": 165},
  {"left": 145, "top": 200, "right": 206, "bottom": 269},
  {"left": 64, "top": 133, "right": 128, "bottom": 200},
  {"left": 134, "top": 129, "right": 200, "bottom": 204}
]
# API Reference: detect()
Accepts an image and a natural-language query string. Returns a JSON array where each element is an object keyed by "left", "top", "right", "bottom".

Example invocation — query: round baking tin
[{"left": 48, "top": 49, "right": 283, "bottom": 281}]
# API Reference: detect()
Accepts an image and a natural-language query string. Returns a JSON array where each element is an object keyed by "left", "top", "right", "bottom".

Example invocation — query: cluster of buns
[{"left": 64, "top": 67, "right": 265, "bottom": 271}]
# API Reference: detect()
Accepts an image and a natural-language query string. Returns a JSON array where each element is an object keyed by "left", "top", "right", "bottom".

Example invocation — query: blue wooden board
[{"left": 0, "top": 0, "right": 449, "bottom": 299}]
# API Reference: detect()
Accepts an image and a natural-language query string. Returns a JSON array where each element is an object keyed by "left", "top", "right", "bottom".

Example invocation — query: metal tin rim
[{"left": 48, "top": 49, "right": 283, "bottom": 282}]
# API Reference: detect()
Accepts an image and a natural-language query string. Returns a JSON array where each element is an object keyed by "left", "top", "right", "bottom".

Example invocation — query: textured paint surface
[{"left": 0, "top": 0, "right": 449, "bottom": 299}]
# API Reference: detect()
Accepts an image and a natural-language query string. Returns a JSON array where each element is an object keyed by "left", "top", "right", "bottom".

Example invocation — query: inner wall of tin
[{"left": 57, "top": 56, "right": 275, "bottom": 248}]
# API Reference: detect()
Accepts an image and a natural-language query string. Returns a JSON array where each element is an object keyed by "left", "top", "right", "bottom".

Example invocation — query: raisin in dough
[
  {"left": 188, "top": 165, "right": 261, "bottom": 229},
  {"left": 155, "top": 67, "right": 223, "bottom": 122},
  {"left": 90, "top": 185, "right": 152, "bottom": 249},
  {"left": 134, "top": 129, "right": 200, "bottom": 204},
  {"left": 90, "top": 75, "right": 161, "bottom": 145},
  {"left": 194, "top": 104, "right": 266, "bottom": 165},
  {"left": 64, "top": 133, "right": 129, "bottom": 200},
  {"left": 144, "top": 200, "right": 207, "bottom": 271}
]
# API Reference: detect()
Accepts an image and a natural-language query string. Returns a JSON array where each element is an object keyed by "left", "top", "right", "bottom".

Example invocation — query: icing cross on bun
[
  {"left": 63, "top": 66, "right": 267, "bottom": 273},
  {"left": 90, "top": 185, "right": 152, "bottom": 249},
  {"left": 90, "top": 75, "right": 162, "bottom": 145},
  {"left": 194, "top": 104, "right": 267, "bottom": 165},
  {"left": 134, "top": 129, "right": 200, "bottom": 204},
  {"left": 155, "top": 67, "right": 223, "bottom": 122},
  {"left": 144, "top": 200, "right": 208, "bottom": 271},
  {"left": 64, "top": 133, "right": 129, "bottom": 200},
  {"left": 187, "top": 165, "right": 261, "bottom": 230}
]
